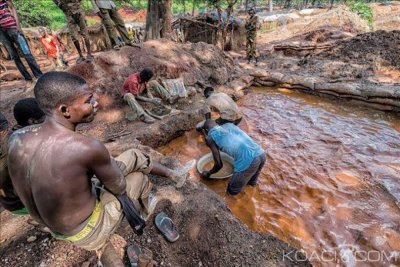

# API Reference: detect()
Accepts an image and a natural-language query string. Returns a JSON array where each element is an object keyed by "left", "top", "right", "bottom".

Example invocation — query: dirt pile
[
  {"left": 372, "top": 3, "right": 400, "bottom": 31},
  {"left": 68, "top": 39, "right": 235, "bottom": 97},
  {"left": 64, "top": 40, "right": 238, "bottom": 145},
  {"left": 119, "top": 7, "right": 147, "bottom": 22},
  {"left": 258, "top": 7, "right": 370, "bottom": 48},
  {"left": 318, "top": 30, "right": 400, "bottom": 68},
  {"left": 306, "top": 7, "right": 370, "bottom": 33}
]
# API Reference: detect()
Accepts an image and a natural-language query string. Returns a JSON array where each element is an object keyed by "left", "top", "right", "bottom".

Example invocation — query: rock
[
  {"left": 147, "top": 238, "right": 151, "bottom": 244},
  {"left": 240, "top": 75, "right": 254, "bottom": 84},
  {"left": 81, "top": 261, "right": 90, "bottom": 267},
  {"left": 0, "top": 72, "right": 21, "bottom": 81},
  {"left": 27, "top": 236, "right": 37, "bottom": 243}
]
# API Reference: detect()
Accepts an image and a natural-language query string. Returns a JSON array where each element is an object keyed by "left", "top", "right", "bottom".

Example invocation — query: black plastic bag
[{"left": 116, "top": 193, "right": 146, "bottom": 235}]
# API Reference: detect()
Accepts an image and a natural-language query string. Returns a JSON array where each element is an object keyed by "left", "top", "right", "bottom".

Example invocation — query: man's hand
[
  {"left": 201, "top": 170, "right": 211, "bottom": 179},
  {"left": 152, "top": 97, "right": 162, "bottom": 105}
]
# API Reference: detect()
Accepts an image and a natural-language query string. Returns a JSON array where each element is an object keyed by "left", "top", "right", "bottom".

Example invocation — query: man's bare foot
[
  {"left": 140, "top": 114, "right": 155, "bottom": 124},
  {"left": 172, "top": 160, "right": 195, "bottom": 188}
]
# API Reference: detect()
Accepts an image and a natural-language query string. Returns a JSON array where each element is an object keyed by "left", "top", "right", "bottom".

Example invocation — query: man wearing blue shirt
[{"left": 201, "top": 117, "right": 266, "bottom": 195}]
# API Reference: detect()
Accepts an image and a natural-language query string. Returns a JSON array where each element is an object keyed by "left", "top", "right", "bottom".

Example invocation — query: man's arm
[
  {"left": 87, "top": 140, "right": 126, "bottom": 195},
  {"left": 202, "top": 135, "right": 223, "bottom": 178},
  {"left": 6, "top": 1, "right": 21, "bottom": 31}
]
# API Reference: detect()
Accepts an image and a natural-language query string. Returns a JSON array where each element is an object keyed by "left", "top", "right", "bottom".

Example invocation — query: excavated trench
[{"left": 158, "top": 87, "right": 400, "bottom": 267}]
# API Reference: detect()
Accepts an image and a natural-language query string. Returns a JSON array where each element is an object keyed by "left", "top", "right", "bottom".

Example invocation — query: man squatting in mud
[
  {"left": 7, "top": 72, "right": 192, "bottom": 252},
  {"left": 121, "top": 68, "right": 180, "bottom": 124}
]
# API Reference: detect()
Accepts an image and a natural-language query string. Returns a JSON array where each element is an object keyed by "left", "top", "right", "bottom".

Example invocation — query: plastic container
[{"left": 196, "top": 152, "right": 234, "bottom": 179}]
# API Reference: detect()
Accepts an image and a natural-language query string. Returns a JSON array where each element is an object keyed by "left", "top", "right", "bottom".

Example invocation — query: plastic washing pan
[{"left": 196, "top": 152, "right": 234, "bottom": 179}]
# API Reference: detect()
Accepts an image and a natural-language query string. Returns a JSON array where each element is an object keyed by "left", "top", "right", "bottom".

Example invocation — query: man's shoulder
[
  {"left": 9, "top": 124, "right": 41, "bottom": 142},
  {"left": 7, "top": 124, "right": 43, "bottom": 155}
]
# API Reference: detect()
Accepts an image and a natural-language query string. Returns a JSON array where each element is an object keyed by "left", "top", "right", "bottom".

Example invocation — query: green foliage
[
  {"left": 13, "top": 0, "right": 66, "bottom": 30},
  {"left": 349, "top": 1, "right": 374, "bottom": 29},
  {"left": 13, "top": 0, "right": 52, "bottom": 28}
]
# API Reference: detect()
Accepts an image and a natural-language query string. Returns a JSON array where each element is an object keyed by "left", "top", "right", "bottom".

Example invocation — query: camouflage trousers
[
  {"left": 246, "top": 35, "right": 259, "bottom": 59},
  {"left": 67, "top": 11, "right": 88, "bottom": 42},
  {"left": 99, "top": 8, "right": 130, "bottom": 44}
]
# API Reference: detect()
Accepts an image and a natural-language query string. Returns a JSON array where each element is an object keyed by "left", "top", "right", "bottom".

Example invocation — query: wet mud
[{"left": 158, "top": 87, "right": 400, "bottom": 266}]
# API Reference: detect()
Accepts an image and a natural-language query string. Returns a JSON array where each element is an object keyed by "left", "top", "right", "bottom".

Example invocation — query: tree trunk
[
  {"left": 183, "top": 0, "right": 186, "bottom": 14},
  {"left": 269, "top": 0, "right": 273, "bottom": 11},
  {"left": 192, "top": 0, "right": 195, "bottom": 16},
  {"left": 221, "top": 0, "right": 237, "bottom": 50},
  {"left": 245, "top": 0, "right": 249, "bottom": 10},
  {"left": 145, "top": 0, "right": 173, "bottom": 40},
  {"left": 160, "top": 0, "right": 173, "bottom": 39}
]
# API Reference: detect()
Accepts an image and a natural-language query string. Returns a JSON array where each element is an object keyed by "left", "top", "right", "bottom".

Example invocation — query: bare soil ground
[{"left": 249, "top": 4, "right": 400, "bottom": 111}]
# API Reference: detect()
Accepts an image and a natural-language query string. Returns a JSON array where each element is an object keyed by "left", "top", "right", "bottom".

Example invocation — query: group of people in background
[{"left": 0, "top": 0, "right": 144, "bottom": 88}]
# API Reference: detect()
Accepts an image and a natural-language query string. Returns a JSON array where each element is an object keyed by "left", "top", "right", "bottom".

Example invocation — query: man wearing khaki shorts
[{"left": 7, "top": 72, "right": 192, "bottom": 255}]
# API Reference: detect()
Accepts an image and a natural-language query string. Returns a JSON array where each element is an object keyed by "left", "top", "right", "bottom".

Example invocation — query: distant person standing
[
  {"left": 245, "top": 8, "right": 260, "bottom": 66},
  {"left": 0, "top": 0, "right": 43, "bottom": 87},
  {"left": 127, "top": 26, "right": 135, "bottom": 41},
  {"left": 136, "top": 27, "right": 143, "bottom": 43},
  {"left": 53, "top": 0, "right": 93, "bottom": 64},
  {"left": 91, "top": 0, "right": 133, "bottom": 49}
]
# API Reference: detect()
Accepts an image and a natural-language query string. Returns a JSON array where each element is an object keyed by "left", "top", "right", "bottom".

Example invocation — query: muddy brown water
[{"left": 158, "top": 87, "right": 400, "bottom": 267}]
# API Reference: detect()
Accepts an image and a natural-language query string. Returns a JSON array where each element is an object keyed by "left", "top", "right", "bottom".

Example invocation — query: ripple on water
[{"left": 158, "top": 88, "right": 400, "bottom": 267}]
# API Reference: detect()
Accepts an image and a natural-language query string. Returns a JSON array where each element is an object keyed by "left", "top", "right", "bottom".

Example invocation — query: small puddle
[{"left": 158, "top": 88, "right": 400, "bottom": 267}]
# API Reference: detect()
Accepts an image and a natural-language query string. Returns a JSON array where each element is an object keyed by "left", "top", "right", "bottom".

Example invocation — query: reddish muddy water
[{"left": 158, "top": 88, "right": 400, "bottom": 267}]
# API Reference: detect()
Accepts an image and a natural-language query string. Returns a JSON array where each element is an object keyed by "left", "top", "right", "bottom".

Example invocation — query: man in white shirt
[{"left": 196, "top": 87, "right": 243, "bottom": 131}]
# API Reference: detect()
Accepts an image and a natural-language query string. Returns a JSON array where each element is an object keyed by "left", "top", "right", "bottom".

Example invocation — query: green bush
[
  {"left": 349, "top": 1, "right": 373, "bottom": 29},
  {"left": 13, "top": 0, "right": 51, "bottom": 28}
]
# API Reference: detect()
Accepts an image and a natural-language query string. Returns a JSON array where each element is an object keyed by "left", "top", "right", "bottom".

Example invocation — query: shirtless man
[
  {"left": 0, "top": 99, "right": 45, "bottom": 214},
  {"left": 7, "top": 71, "right": 192, "bottom": 252}
]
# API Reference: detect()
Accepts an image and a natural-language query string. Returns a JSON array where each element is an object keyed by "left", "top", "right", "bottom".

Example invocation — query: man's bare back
[
  {"left": 9, "top": 123, "right": 97, "bottom": 234},
  {"left": 8, "top": 72, "right": 125, "bottom": 235}
]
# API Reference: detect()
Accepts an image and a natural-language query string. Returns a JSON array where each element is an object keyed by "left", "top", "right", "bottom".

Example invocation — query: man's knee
[
  {"left": 126, "top": 173, "right": 152, "bottom": 200},
  {"left": 123, "top": 93, "right": 135, "bottom": 102},
  {"left": 227, "top": 177, "right": 246, "bottom": 195}
]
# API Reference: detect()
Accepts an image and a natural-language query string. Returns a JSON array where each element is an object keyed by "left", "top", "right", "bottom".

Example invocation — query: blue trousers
[
  {"left": 0, "top": 28, "right": 42, "bottom": 80},
  {"left": 227, "top": 152, "right": 267, "bottom": 195}
]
